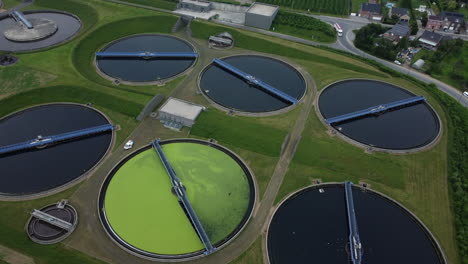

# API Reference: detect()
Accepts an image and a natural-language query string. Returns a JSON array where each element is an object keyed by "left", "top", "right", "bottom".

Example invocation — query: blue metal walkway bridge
[
  {"left": 11, "top": 11, "right": 33, "bottom": 29},
  {"left": 0, "top": 124, "right": 114, "bottom": 155},
  {"left": 212, "top": 58, "right": 299, "bottom": 104},
  {"left": 95, "top": 51, "right": 198, "bottom": 59},
  {"left": 325, "top": 96, "right": 426, "bottom": 125},
  {"left": 344, "top": 181, "right": 363, "bottom": 264},
  {"left": 152, "top": 139, "right": 215, "bottom": 255}
]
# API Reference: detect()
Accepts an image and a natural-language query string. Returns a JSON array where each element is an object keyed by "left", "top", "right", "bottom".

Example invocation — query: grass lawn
[
  {"left": 0, "top": 0, "right": 21, "bottom": 9},
  {"left": 0, "top": 186, "right": 107, "bottom": 264},
  {"left": 351, "top": 0, "right": 367, "bottom": 13},
  {"left": 413, "top": 44, "right": 468, "bottom": 92},
  {"left": 271, "top": 23, "right": 336, "bottom": 43},
  {"left": 229, "top": 236, "right": 263, "bottom": 264},
  {"left": 118, "top": 0, "right": 177, "bottom": 10}
]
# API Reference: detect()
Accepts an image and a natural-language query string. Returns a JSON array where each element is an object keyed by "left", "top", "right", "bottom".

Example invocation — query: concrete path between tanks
[{"left": 185, "top": 58, "right": 317, "bottom": 264}]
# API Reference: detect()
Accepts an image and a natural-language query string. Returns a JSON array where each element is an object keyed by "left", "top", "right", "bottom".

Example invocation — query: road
[{"left": 308, "top": 14, "right": 468, "bottom": 107}]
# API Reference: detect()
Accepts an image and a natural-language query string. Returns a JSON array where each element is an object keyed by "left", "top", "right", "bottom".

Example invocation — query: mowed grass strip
[
  {"left": 191, "top": 110, "right": 287, "bottom": 157},
  {"left": 0, "top": 86, "right": 142, "bottom": 118},
  {"left": 164, "top": 142, "right": 251, "bottom": 244},
  {"left": 118, "top": 0, "right": 177, "bottom": 10},
  {"left": 104, "top": 149, "right": 204, "bottom": 254}
]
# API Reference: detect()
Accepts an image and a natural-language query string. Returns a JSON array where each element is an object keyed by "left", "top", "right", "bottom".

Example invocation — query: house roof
[
  {"left": 434, "top": 11, "right": 465, "bottom": 23},
  {"left": 391, "top": 7, "right": 409, "bottom": 16},
  {"left": 419, "top": 30, "right": 444, "bottom": 46},
  {"left": 361, "top": 3, "right": 381, "bottom": 13},
  {"left": 386, "top": 22, "right": 410, "bottom": 36}
]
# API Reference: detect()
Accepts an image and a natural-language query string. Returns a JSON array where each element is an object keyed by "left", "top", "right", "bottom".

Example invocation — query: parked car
[
  {"left": 463, "top": 91, "right": 468, "bottom": 97},
  {"left": 124, "top": 140, "right": 134, "bottom": 150},
  {"left": 394, "top": 60, "right": 402, "bottom": 65}
]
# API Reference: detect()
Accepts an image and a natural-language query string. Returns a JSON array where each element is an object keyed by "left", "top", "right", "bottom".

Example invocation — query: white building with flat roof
[
  {"left": 157, "top": 98, "right": 205, "bottom": 130},
  {"left": 245, "top": 2, "right": 279, "bottom": 29}
]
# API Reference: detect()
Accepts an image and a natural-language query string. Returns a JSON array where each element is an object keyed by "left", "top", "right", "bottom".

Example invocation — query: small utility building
[
  {"left": 245, "top": 2, "right": 279, "bottom": 30},
  {"left": 178, "top": 0, "right": 213, "bottom": 12},
  {"left": 157, "top": 98, "right": 205, "bottom": 130}
]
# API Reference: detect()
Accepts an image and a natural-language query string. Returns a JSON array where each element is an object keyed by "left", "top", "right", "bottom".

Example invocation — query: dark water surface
[
  {"left": 200, "top": 55, "right": 306, "bottom": 113},
  {"left": 267, "top": 185, "right": 444, "bottom": 264},
  {"left": 0, "top": 12, "right": 81, "bottom": 52},
  {"left": 318, "top": 80, "right": 439, "bottom": 150},
  {"left": 96, "top": 35, "right": 195, "bottom": 82},
  {"left": 0, "top": 104, "right": 112, "bottom": 195}
]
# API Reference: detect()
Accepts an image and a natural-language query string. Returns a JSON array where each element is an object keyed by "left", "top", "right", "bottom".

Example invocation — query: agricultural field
[
  {"left": 272, "top": 11, "right": 336, "bottom": 43},
  {"left": 259, "top": 0, "right": 351, "bottom": 15}
]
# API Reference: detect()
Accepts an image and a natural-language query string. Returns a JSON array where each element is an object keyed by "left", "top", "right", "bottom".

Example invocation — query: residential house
[
  {"left": 360, "top": 3, "right": 382, "bottom": 21},
  {"left": 390, "top": 7, "right": 410, "bottom": 22},
  {"left": 426, "top": 11, "right": 465, "bottom": 33},
  {"left": 418, "top": 30, "right": 451, "bottom": 50},
  {"left": 383, "top": 22, "right": 411, "bottom": 42}
]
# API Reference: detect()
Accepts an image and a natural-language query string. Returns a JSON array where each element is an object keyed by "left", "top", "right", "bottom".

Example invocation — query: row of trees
[
  {"left": 354, "top": 23, "right": 402, "bottom": 61},
  {"left": 422, "top": 39, "right": 467, "bottom": 89},
  {"left": 259, "top": 0, "right": 350, "bottom": 15},
  {"left": 432, "top": 0, "right": 467, "bottom": 11},
  {"left": 273, "top": 11, "right": 336, "bottom": 37}
]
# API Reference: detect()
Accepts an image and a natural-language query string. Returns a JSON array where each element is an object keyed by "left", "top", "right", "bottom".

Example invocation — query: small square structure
[
  {"left": 245, "top": 2, "right": 278, "bottom": 30},
  {"left": 178, "top": 0, "right": 213, "bottom": 12},
  {"left": 157, "top": 98, "right": 205, "bottom": 130}
]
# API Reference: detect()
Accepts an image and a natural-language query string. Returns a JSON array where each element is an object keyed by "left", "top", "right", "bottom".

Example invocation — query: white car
[
  {"left": 463, "top": 91, "right": 468, "bottom": 97},
  {"left": 394, "top": 60, "right": 402, "bottom": 65},
  {"left": 124, "top": 140, "right": 134, "bottom": 150}
]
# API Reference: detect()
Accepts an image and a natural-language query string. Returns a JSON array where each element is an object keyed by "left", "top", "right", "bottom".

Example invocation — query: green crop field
[
  {"left": 104, "top": 142, "right": 252, "bottom": 254},
  {"left": 259, "top": 0, "right": 351, "bottom": 15}
]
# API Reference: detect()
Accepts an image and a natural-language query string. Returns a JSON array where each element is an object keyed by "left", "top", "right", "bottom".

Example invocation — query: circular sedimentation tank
[
  {"left": 27, "top": 202, "right": 78, "bottom": 244},
  {"left": 96, "top": 34, "right": 197, "bottom": 84},
  {"left": 318, "top": 80, "right": 440, "bottom": 151},
  {"left": 0, "top": 11, "right": 81, "bottom": 52},
  {"left": 199, "top": 55, "right": 306, "bottom": 114},
  {"left": 98, "top": 139, "right": 255, "bottom": 260},
  {"left": 0, "top": 103, "right": 113, "bottom": 197},
  {"left": 4, "top": 17, "right": 58, "bottom": 42},
  {"left": 267, "top": 184, "right": 446, "bottom": 264}
]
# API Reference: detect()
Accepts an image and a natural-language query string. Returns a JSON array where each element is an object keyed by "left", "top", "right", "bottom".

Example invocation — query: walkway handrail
[
  {"left": 152, "top": 139, "right": 215, "bottom": 254},
  {"left": 11, "top": 10, "right": 33, "bottom": 29},
  {"left": 31, "top": 209, "right": 73, "bottom": 230},
  {"left": 0, "top": 124, "right": 114, "bottom": 155},
  {"left": 212, "top": 58, "right": 299, "bottom": 104},
  {"left": 344, "top": 181, "right": 363, "bottom": 264},
  {"left": 325, "top": 96, "right": 426, "bottom": 124},
  {"left": 95, "top": 51, "right": 198, "bottom": 59}
]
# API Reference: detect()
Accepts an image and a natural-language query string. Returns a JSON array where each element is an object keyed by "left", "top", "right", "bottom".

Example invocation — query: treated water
[
  {"left": 0, "top": 104, "right": 112, "bottom": 195},
  {"left": 319, "top": 80, "right": 439, "bottom": 150},
  {"left": 267, "top": 185, "right": 444, "bottom": 264},
  {"left": 0, "top": 12, "right": 81, "bottom": 52},
  {"left": 97, "top": 35, "right": 195, "bottom": 82},
  {"left": 200, "top": 55, "right": 306, "bottom": 113}
]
